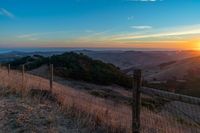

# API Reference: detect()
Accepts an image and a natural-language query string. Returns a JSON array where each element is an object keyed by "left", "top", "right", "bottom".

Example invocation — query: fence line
[
  {"left": 0, "top": 64, "right": 133, "bottom": 132},
  {"left": 141, "top": 87, "right": 200, "bottom": 105},
  {"left": 1, "top": 64, "right": 200, "bottom": 133}
]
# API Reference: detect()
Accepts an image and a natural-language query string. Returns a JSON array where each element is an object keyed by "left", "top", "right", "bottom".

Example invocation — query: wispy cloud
[
  {"left": 17, "top": 29, "right": 110, "bottom": 42},
  {"left": 17, "top": 31, "right": 68, "bottom": 40},
  {"left": 0, "top": 8, "right": 15, "bottom": 19},
  {"left": 111, "top": 24, "right": 200, "bottom": 41},
  {"left": 128, "top": 16, "right": 134, "bottom": 20},
  {"left": 127, "top": 0, "right": 161, "bottom": 2},
  {"left": 131, "top": 25, "right": 152, "bottom": 30},
  {"left": 85, "top": 30, "right": 94, "bottom": 33},
  {"left": 17, "top": 34, "right": 36, "bottom": 39},
  {"left": 79, "top": 30, "right": 110, "bottom": 39},
  {"left": 17, "top": 33, "right": 39, "bottom": 41}
]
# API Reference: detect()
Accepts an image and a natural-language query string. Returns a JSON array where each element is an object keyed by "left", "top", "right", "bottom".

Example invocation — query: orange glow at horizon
[
  {"left": 108, "top": 40, "right": 199, "bottom": 50},
  {"left": 3, "top": 37, "right": 200, "bottom": 51}
]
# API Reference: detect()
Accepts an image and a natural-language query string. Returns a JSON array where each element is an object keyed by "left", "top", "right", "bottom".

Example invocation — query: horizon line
[{"left": 0, "top": 47, "right": 199, "bottom": 52}]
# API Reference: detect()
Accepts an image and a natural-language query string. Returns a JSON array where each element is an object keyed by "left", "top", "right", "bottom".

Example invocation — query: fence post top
[
  {"left": 134, "top": 69, "right": 142, "bottom": 72},
  {"left": 133, "top": 69, "right": 142, "bottom": 76}
]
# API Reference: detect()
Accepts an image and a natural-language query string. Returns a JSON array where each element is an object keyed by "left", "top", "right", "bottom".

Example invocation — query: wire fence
[
  {"left": 140, "top": 87, "right": 200, "bottom": 133},
  {"left": 0, "top": 65, "right": 132, "bottom": 133},
  {"left": 0, "top": 64, "right": 200, "bottom": 133}
]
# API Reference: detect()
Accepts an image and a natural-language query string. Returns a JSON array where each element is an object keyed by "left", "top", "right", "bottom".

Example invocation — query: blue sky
[{"left": 1, "top": 0, "right": 200, "bottom": 49}]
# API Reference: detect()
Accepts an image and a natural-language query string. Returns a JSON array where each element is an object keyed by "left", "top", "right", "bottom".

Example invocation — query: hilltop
[{"left": 8, "top": 52, "right": 132, "bottom": 88}]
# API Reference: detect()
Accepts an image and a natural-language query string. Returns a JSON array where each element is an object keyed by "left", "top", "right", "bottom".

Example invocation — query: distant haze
[{"left": 0, "top": 47, "right": 183, "bottom": 54}]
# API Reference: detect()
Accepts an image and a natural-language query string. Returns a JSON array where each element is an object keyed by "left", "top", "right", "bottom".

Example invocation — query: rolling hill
[
  {"left": 146, "top": 56, "right": 200, "bottom": 81},
  {"left": 7, "top": 52, "right": 132, "bottom": 88},
  {"left": 78, "top": 50, "right": 200, "bottom": 70},
  {"left": 144, "top": 56, "right": 200, "bottom": 97}
]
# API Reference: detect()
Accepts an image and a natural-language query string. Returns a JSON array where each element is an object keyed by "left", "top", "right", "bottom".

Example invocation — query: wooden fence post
[
  {"left": 50, "top": 64, "right": 53, "bottom": 93},
  {"left": 8, "top": 64, "right": 10, "bottom": 75},
  {"left": 132, "top": 69, "right": 142, "bottom": 133},
  {"left": 22, "top": 65, "right": 25, "bottom": 86}
]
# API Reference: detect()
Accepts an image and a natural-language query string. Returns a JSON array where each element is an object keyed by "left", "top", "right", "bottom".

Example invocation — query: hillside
[
  {"left": 0, "top": 67, "right": 198, "bottom": 133},
  {"left": 146, "top": 56, "right": 200, "bottom": 81},
  {"left": 78, "top": 50, "right": 200, "bottom": 70},
  {"left": 8, "top": 52, "right": 132, "bottom": 88},
  {"left": 2, "top": 50, "right": 200, "bottom": 70},
  {"left": 144, "top": 56, "right": 200, "bottom": 97}
]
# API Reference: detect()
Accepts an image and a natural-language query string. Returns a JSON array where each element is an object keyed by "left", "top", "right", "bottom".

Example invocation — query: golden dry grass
[{"left": 0, "top": 67, "right": 198, "bottom": 133}]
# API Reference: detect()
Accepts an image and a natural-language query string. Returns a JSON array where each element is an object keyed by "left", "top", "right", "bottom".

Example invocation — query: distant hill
[
  {"left": 8, "top": 52, "right": 132, "bottom": 88},
  {"left": 146, "top": 56, "right": 200, "bottom": 81},
  {"left": 78, "top": 50, "right": 200, "bottom": 70},
  {"left": 144, "top": 56, "right": 200, "bottom": 97},
  {"left": 2, "top": 50, "right": 200, "bottom": 69}
]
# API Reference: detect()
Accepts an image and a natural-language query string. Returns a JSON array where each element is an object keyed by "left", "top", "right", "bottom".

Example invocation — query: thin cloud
[
  {"left": 131, "top": 25, "right": 152, "bottom": 29},
  {"left": 17, "top": 31, "right": 68, "bottom": 39},
  {"left": 126, "top": 0, "right": 163, "bottom": 2},
  {"left": 0, "top": 8, "right": 15, "bottom": 19},
  {"left": 128, "top": 16, "right": 134, "bottom": 20},
  {"left": 70, "top": 30, "right": 112, "bottom": 43},
  {"left": 85, "top": 30, "right": 94, "bottom": 33},
  {"left": 121, "top": 40, "right": 187, "bottom": 44},
  {"left": 111, "top": 24, "right": 200, "bottom": 41},
  {"left": 127, "top": 0, "right": 158, "bottom": 2},
  {"left": 17, "top": 34, "right": 36, "bottom": 38},
  {"left": 17, "top": 33, "right": 39, "bottom": 41}
]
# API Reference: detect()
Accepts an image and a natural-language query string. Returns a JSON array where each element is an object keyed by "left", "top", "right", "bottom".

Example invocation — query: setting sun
[
  {"left": 194, "top": 41, "right": 200, "bottom": 50},
  {"left": 185, "top": 40, "right": 200, "bottom": 50}
]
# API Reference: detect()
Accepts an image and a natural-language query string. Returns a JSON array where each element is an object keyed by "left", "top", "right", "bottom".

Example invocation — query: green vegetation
[
  {"left": 8, "top": 52, "right": 132, "bottom": 88},
  {"left": 9, "top": 55, "right": 48, "bottom": 70}
]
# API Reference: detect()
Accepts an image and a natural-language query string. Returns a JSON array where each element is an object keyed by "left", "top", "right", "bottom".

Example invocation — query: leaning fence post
[
  {"left": 132, "top": 69, "right": 142, "bottom": 133},
  {"left": 50, "top": 64, "right": 53, "bottom": 93},
  {"left": 8, "top": 64, "right": 10, "bottom": 75}
]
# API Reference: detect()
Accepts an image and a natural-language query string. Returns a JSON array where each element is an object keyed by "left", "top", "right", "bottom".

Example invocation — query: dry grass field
[
  {"left": 0, "top": 87, "right": 108, "bottom": 133},
  {"left": 0, "top": 67, "right": 198, "bottom": 133}
]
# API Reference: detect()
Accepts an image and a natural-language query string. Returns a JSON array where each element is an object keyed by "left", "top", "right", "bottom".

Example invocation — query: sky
[{"left": 1, "top": 0, "right": 200, "bottom": 50}]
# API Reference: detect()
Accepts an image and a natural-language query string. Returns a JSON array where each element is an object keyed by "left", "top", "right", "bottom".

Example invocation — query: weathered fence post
[
  {"left": 132, "top": 69, "right": 142, "bottom": 133},
  {"left": 50, "top": 64, "right": 53, "bottom": 93},
  {"left": 8, "top": 64, "right": 10, "bottom": 75},
  {"left": 22, "top": 65, "right": 25, "bottom": 86}
]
